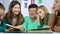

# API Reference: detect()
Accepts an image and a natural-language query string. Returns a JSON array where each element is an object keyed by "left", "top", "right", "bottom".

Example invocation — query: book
[
  {"left": 27, "top": 28, "right": 52, "bottom": 33},
  {"left": 5, "top": 24, "right": 14, "bottom": 28}
]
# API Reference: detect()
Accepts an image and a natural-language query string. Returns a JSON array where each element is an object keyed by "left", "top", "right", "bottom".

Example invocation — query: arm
[
  {"left": 0, "top": 19, "right": 8, "bottom": 32},
  {"left": 14, "top": 16, "right": 28, "bottom": 32},
  {"left": 48, "top": 13, "right": 56, "bottom": 31}
]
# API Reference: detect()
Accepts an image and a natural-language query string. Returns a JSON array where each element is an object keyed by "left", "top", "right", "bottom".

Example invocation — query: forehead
[
  {"left": 29, "top": 8, "right": 36, "bottom": 10},
  {"left": 38, "top": 8, "right": 44, "bottom": 11},
  {"left": 37, "top": 8, "right": 45, "bottom": 13},
  {"left": 14, "top": 4, "right": 20, "bottom": 7}
]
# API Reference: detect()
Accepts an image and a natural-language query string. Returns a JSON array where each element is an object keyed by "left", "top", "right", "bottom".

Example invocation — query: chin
[
  {"left": 15, "top": 13, "right": 19, "bottom": 15},
  {"left": 15, "top": 14, "right": 19, "bottom": 15},
  {"left": 0, "top": 19, "right": 3, "bottom": 21},
  {"left": 30, "top": 16, "right": 35, "bottom": 18}
]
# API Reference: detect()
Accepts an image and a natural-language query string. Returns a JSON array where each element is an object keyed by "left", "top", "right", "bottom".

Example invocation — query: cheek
[
  {"left": 12, "top": 9, "right": 15, "bottom": 13},
  {"left": 40, "top": 12, "right": 45, "bottom": 15},
  {"left": 55, "top": 4, "right": 60, "bottom": 10},
  {"left": 0, "top": 16, "right": 4, "bottom": 20},
  {"left": 55, "top": 3, "right": 59, "bottom": 8},
  {"left": 12, "top": 9, "right": 20, "bottom": 14}
]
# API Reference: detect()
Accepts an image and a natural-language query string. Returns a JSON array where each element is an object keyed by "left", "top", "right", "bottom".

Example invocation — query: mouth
[
  {"left": 15, "top": 11, "right": 19, "bottom": 14},
  {"left": 30, "top": 13, "right": 34, "bottom": 15}
]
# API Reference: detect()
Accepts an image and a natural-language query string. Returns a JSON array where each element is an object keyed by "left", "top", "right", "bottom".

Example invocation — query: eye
[
  {"left": 18, "top": 7, "right": 20, "bottom": 9},
  {"left": 40, "top": 11, "right": 42, "bottom": 13},
  {"left": 14, "top": 7, "right": 17, "bottom": 9},
  {"left": 55, "top": 1, "right": 58, "bottom": 3}
]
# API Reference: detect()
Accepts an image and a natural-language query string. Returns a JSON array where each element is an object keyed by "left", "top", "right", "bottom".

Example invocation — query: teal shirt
[
  {"left": 22, "top": 13, "right": 50, "bottom": 31},
  {"left": 0, "top": 19, "right": 7, "bottom": 32},
  {"left": 22, "top": 16, "right": 38, "bottom": 30}
]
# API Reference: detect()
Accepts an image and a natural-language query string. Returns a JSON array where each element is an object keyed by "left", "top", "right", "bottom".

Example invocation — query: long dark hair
[{"left": 5, "top": 1, "right": 24, "bottom": 26}]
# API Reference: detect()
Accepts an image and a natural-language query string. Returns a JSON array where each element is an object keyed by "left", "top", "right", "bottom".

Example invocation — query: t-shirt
[
  {"left": 22, "top": 16, "right": 38, "bottom": 30},
  {"left": 22, "top": 13, "right": 50, "bottom": 31}
]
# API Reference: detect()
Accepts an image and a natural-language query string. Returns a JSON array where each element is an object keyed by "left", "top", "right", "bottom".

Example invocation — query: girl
[
  {"left": 0, "top": 3, "right": 7, "bottom": 32},
  {"left": 37, "top": 5, "right": 50, "bottom": 29},
  {"left": 5, "top": 1, "right": 24, "bottom": 33},
  {"left": 48, "top": 0, "right": 60, "bottom": 32}
]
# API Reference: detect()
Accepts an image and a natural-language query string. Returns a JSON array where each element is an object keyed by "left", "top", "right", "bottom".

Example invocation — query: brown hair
[
  {"left": 0, "top": 3, "right": 5, "bottom": 10},
  {"left": 28, "top": 4, "right": 38, "bottom": 9},
  {"left": 38, "top": 5, "right": 49, "bottom": 25},
  {"left": 5, "top": 1, "right": 24, "bottom": 26}
]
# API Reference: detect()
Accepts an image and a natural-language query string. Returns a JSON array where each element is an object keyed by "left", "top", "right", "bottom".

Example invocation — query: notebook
[{"left": 27, "top": 28, "right": 52, "bottom": 33}]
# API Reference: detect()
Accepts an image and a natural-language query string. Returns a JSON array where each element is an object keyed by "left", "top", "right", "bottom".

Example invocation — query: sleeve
[
  {"left": 0, "top": 19, "right": 8, "bottom": 32},
  {"left": 48, "top": 13, "right": 56, "bottom": 31},
  {"left": 21, "top": 16, "right": 28, "bottom": 30},
  {"left": 47, "top": 13, "right": 51, "bottom": 20}
]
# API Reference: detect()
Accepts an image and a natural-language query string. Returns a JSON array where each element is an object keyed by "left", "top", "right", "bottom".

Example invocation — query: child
[
  {"left": 5, "top": 1, "right": 24, "bottom": 33},
  {"left": 48, "top": 0, "right": 60, "bottom": 32},
  {"left": 37, "top": 5, "right": 50, "bottom": 29},
  {"left": 0, "top": 3, "right": 7, "bottom": 32},
  {"left": 22, "top": 4, "right": 38, "bottom": 31}
]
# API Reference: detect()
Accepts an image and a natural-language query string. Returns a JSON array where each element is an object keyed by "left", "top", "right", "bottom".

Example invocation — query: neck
[
  {"left": 30, "top": 17, "right": 37, "bottom": 22},
  {"left": 13, "top": 14, "right": 17, "bottom": 18}
]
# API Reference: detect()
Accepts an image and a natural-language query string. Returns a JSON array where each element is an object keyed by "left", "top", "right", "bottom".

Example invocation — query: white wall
[
  {"left": 21, "top": 0, "right": 54, "bottom": 17},
  {"left": 0, "top": 0, "right": 54, "bottom": 17}
]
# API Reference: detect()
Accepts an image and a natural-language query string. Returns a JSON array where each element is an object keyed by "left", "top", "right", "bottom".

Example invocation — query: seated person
[
  {"left": 37, "top": 5, "right": 50, "bottom": 29},
  {"left": 0, "top": 3, "right": 7, "bottom": 32},
  {"left": 22, "top": 4, "right": 38, "bottom": 31},
  {"left": 5, "top": 1, "right": 24, "bottom": 33},
  {"left": 48, "top": 0, "right": 60, "bottom": 32},
  {"left": 22, "top": 4, "right": 51, "bottom": 32}
]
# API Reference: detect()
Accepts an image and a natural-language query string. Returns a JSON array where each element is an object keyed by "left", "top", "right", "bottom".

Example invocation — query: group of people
[{"left": 0, "top": 0, "right": 60, "bottom": 33}]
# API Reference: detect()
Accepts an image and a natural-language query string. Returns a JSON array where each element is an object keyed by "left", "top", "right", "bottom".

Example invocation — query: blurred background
[{"left": 0, "top": 0, "right": 54, "bottom": 17}]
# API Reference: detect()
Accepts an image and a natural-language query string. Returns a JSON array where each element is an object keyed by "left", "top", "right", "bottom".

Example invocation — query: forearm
[
  {"left": 54, "top": 26, "right": 60, "bottom": 32},
  {"left": 15, "top": 25, "right": 25, "bottom": 32},
  {"left": 48, "top": 14, "right": 56, "bottom": 31}
]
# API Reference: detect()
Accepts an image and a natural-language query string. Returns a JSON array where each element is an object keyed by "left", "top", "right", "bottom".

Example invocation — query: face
[
  {"left": 29, "top": 8, "right": 37, "bottom": 18},
  {"left": 12, "top": 4, "right": 20, "bottom": 15},
  {"left": 54, "top": 0, "right": 60, "bottom": 10},
  {"left": 37, "top": 8, "right": 45, "bottom": 18},
  {"left": 0, "top": 9, "right": 5, "bottom": 21}
]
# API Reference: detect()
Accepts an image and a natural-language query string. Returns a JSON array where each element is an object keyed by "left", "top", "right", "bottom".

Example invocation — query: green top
[
  {"left": 22, "top": 16, "right": 38, "bottom": 30},
  {"left": 22, "top": 13, "right": 50, "bottom": 31},
  {"left": 0, "top": 19, "right": 7, "bottom": 32},
  {"left": 38, "top": 13, "right": 50, "bottom": 29}
]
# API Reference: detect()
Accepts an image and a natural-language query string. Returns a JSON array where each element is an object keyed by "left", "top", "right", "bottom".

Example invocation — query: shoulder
[
  {"left": 47, "top": 13, "right": 51, "bottom": 19},
  {"left": 24, "top": 16, "right": 30, "bottom": 19},
  {"left": 2, "top": 18, "right": 8, "bottom": 24}
]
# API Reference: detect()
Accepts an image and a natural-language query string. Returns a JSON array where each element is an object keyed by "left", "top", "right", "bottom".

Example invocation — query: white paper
[{"left": 5, "top": 24, "right": 14, "bottom": 28}]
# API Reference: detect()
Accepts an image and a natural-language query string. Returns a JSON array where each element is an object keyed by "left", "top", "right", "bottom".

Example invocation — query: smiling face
[
  {"left": 29, "top": 8, "right": 37, "bottom": 18},
  {"left": 54, "top": 0, "right": 60, "bottom": 10},
  {"left": 0, "top": 8, "right": 5, "bottom": 20},
  {"left": 12, "top": 4, "right": 20, "bottom": 15}
]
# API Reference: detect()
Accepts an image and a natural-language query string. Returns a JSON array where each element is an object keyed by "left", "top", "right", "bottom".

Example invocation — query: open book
[
  {"left": 5, "top": 24, "right": 14, "bottom": 28},
  {"left": 27, "top": 28, "right": 52, "bottom": 33}
]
